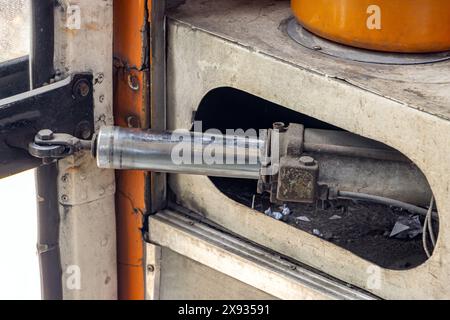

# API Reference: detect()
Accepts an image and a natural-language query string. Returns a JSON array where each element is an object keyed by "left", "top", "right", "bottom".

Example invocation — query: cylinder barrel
[{"left": 96, "top": 126, "right": 264, "bottom": 179}]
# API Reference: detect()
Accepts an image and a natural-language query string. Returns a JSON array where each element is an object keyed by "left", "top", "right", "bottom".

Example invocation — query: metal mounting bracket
[{"left": 0, "top": 73, "right": 95, "bottom": 178}]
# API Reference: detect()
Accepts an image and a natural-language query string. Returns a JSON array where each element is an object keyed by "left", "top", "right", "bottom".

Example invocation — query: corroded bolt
[
  {"left": 127, "top": 74, "right": 140, "bottom": 91},
  {"left": 299, "top": 155, "right": 315, "bottom": 166},
  {"left": 73, "top": 79, "right": 90, "bottom": 97},
  {"left": 37, "top": 129, "right": 54, "bottom": 141},
  {"left": 272, "top": 122, "right": 287, "bottom": 132},
  {"left": 126, "top": 115, "right": 140, "bottom": 128}
]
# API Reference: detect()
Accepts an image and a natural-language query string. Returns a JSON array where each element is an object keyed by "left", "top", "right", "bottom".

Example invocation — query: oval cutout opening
[{"left": 192, "top": 87, "right": 438, "bottom": 270}]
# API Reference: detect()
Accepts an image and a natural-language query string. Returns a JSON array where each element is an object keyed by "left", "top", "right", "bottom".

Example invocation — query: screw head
[
  {"left": 147, "top": 265, "right": 155, "bottom": 273},
  {"left": 127, "top": 74, "right": 140, "bottom": 91},
  {"left": 37, "top": 129, "right": 54, "bottom": 141},
  {"left": 73, "top": 79, "right": 90, "bottom": 98},
  {"left": 273, "top": 122, "right": 287, "bottom": 132},
  {"left": 126, "top": 116, "right": 140, "bottom": 128},
  {"left": 75, "top": 121, "right": 92, "bottom": 140},
  {"left": 299, "top": 156, "right": 315, "bottom": 166},
  {"left": 312, "top": 45, "right": 322, "bottom": 51}
]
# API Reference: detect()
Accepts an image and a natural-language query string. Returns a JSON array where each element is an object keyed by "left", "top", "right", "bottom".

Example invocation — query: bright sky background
[{"left": 0, "top": 171, "right": 41, "bottom": 300}]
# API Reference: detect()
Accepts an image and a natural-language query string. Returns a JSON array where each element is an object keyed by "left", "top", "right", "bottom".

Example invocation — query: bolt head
[
  {"left": 37, "top": 129, "right": 54, "bottom": 141},
  {"left": 299, "top": 156, "right": 315, "bottom": 166},
  {"left": 127, "top": 75, "right": 140, "bottom": 91},
  {"left": 273, "top": 122, "right": 287, "bottom": 132},
  {"left": 126, "top": 116, "right": 140, "bottom": 128},
  {"left": 73, "top": 79, "right": 90, "bottom": 97}
]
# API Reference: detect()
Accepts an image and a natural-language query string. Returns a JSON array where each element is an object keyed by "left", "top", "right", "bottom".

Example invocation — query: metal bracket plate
[{"left": 0, "top": 74, "right": 94, "bottom": 178}]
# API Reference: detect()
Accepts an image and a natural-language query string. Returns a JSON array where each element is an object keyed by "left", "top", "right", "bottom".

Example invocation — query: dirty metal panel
[
  {"left": 165, "top": 7, "right": 450, "bottom": 299},
  {"left": 149, "top": 210, "right": 377, "bottom": 300},
  {"left": 168, "top": 0, "right": 450, "bottom": 121},
  {"left": 54, "top": 0, "right": 117, "bottom": 300}
]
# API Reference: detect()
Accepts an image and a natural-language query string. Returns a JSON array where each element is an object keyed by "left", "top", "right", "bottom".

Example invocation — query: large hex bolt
[{"left": 37, "top": 129, "right": 54, "bottom": 141}]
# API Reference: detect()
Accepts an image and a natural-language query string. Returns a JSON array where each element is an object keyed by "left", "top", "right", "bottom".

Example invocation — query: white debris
[
  {"left": 313, "top": 229, "right": 323, "bottom": 237},
  {"left": 329, "top": 215, "right": 342, "bottom": 220},
  {"left": 272, "top": 211, "right": 283, "bottom": 220},
  {"left": 390, "top": 223, "right": 410, "bottom": 237},
  {"left": 264, "top": 207, "right": 283, "bottom": 220},
  {"left": 296, "top": 216, "right": 311, "bottom": 222},
  {"left": 280, "top": 204, "right": 291, "bottom": 216},
  {"left": 390, "top": 215, "right": 422, "bottom": 239}
]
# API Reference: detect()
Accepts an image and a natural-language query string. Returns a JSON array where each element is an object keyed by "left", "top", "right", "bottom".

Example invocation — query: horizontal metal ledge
[{"left": 148, "top": 209, "right": 377, "bottom": 300}]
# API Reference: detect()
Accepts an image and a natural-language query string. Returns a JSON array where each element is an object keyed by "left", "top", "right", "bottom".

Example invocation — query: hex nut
[
  {"left": 299, "top": 156, "right": 315, "bottom": 166},
  {"left": 37, "top": 129, "right": 54, "bottom": 141}
]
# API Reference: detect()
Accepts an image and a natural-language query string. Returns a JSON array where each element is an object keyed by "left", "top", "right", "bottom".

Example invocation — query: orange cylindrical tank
[{"left": 291, "top": 0, "right": 450, "bottom": 53}]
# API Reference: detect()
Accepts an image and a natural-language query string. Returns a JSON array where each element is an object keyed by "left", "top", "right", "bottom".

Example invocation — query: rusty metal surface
[
  {"left": 277, "top": 156, "right": 318, "bottom": 203},
  {"left": 259, "top": 123, "right": 431, "bottom": 206},
  {"left": 113, "top": 0, "right": 151, "bottom": 300}
]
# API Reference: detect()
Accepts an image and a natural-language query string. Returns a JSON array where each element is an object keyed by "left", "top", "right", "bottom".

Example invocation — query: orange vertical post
[{"left": 113, "top": 0, "right": 150, "bottom": 300}]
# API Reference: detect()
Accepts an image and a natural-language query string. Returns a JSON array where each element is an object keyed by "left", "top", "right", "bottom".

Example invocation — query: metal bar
[
  {"left": 31, "top": 0, "right": 62, "bottom": 301},
  {"left": 30, "top": 0, "right": 54, "bottom": 89},
  {"left": 113, "top": 0, "right": 150, "bottom": 300},
  {"left": 35, "top": 163, "right": 63, "bottom": 300},
  {"left": 149, "top": 0, "right": 168, "bottom": 213},
  {"left": 96, "top": 126, "right": 264, "bottom": 179},
  {"left": 314, "top": 153, "right": 432, "bottom": 206},
  {"left": 304, "top": 129, "right": 408, "bottom": 162}
]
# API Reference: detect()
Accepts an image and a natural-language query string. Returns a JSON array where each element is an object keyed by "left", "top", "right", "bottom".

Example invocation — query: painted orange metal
[
  {"left": 291, "top": 0, "right": 450, "bottom": 53},
  {"left": 113, "top": 0, "right": 150, "bottom": 300}
]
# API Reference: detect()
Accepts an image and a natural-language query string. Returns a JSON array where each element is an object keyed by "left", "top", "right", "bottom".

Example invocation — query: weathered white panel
[
  {"left": 54, "top": 0, "right": 116, "bottom": 300},
  {"left": 167, "top": 3, "right": 450, "bottom": 299}
]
